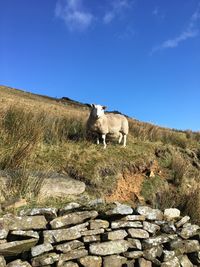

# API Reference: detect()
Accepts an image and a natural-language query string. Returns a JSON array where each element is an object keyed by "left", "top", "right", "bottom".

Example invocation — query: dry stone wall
[{"left": 0, "top": 202, "right": 200, "bottom": 267}]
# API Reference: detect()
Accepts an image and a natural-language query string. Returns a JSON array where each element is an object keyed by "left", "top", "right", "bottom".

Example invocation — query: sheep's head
[{"left": 88, "top": 104, "right": 107, "bottom": 119}]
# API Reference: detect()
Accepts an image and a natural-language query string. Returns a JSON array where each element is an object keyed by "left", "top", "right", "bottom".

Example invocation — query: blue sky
[{"left": 0, "top": 0, "right": 200, "bottom": 131}]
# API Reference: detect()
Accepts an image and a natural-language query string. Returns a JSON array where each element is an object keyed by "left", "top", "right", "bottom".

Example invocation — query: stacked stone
[{"left": 0, "top": 203, "right": 200, "bottom": 267}]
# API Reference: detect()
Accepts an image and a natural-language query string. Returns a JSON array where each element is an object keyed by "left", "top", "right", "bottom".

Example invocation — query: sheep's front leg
[
  {"left": 123, "top": 134, "right": 127, "bottom": 147},
  {"left": 118, "top": 132, "right": 123, "bottom": 144},
  {"left": 97, "top": 138, "right": 100, "bottom": 145},
  {"left": 102, "top": 134, "right": 107, "bottom": 149}
]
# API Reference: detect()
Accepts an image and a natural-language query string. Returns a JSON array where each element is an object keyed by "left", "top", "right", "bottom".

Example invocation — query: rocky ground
[{"left": 0, "top": 202, "right": 200, "bottom": 267}]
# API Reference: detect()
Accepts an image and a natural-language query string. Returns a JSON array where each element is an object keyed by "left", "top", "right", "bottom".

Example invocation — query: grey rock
[
  {"left": 31, "top": 243, "right": 53, "bottom": 257},
  {"left": 6, "top": 260, "right": 31, "bottom": 267},
  {"left": 82, "top": 235, "right": 101, "bottom": 243},
  {"left": 57, "top": 262, "right": 79, "bottom": 267},
  {"left": 103, "top": 255, "right": 127, "bottom": 267},
  {"left": 56, "top": 240, "right": 84, "bottom": 253},
  {"left": 43, "top": 226, "right": 82, "bottom": 244},
  {"left": 128, "top": 228, "right": 149, "bottom": 239},
  {"left": 161, "top": 222, "right": 176, "bottom": 234},
  {"left": 1, "top": 214, "right": 47, "bottom": 230},
  {"left": 179, "top": 224, "right": 200, "bottom": 239},
  {"left": 138, "top": 258, "right": 152, "bottom": 267},
  {"left": 0, "top": 228, "right": 8, "bottom": 239},
  {"left": 164, "top": 208, "right": 180, "bottom": 221},
  {"left": 90, "top": 219, "right": 109, "bottom": 230},
  {"left": 57, "top": 261, "right": 79, "bottom": 267},
  {"left": 175, "top": 216, "right": 190, "bottom": 228},
  {"left": 60, "top": 248, "right": 88, "bottom": 261},
  {"left": 0, "top": 238, "right": 38, "bottom": 256},
  {"left": 124, "top": 251, "right": 143, "bottom": 259},
  {"left": 106, "top": 202, "right": 133, "bottom": 215},
  {"left": 161, "top": 257, "right": 180, "bottom": 267},
  {"left": 142, "top": 234, "right": 178, "bottom": 249},
  {"left": 19, "top": 207, "right": 58, "bottom": 220},
  {"left": 104, "top": 229, "right": 128, "bottom": 240},
  {"left": 163, "top": 250, "right": 176, "bottom": 262},
  {"left": 38, "top": 175, "right": 86, "bottom": 200},
  {"left": 111, "top": 221, "right": 142, "bottom": 229},
  {"left": 122, "top": 214, "right": 146, "bottom": 221},
  {"left": 179, "top": 255, "right": 193, "bottom": 267},
  {"left": 59, "top": 202, "right": 81, "bottom": 215},
  {"left": 31, "top": 252, "right": 59, "bottom": 266},
  {"left": 0, "top": 239, "right": 6, "bottom": 244},
  {"left": 143, "top": 246, "right": 163, "bottom": 261},
  {"left": 137, "top": 206, "right": 163, "bottom": 220},
  {"left": 10, "top": 230, "right": 39, "bottom": 239},
  {"left": 171, "top": 239, "right": 200, "bottom": 254},
  {"left": 143, "top": 221, "right": 160, "bottom": 234},
  {"left": 81, "top": 228, "right": 104, "bottom": 236},
  {"left": 50, "top": 210, "right": 98, "bottom": 229},
  {"left": 89, "top": 240, "right": 130, "bottom": 255},
  {"left": 78, "top": 255, "right": 102, "bottom": 267},
  {"left": 0, "top": 256, "right": 6, "bottom": 267},
  {"left": 127, "top": 238, "right": 142, "bottom": 250},
  {"left": 88, "top": 198, "right": 105, "bottom": 206}
]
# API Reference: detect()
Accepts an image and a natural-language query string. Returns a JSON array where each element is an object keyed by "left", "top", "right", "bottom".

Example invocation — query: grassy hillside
[{"left": 0, "top": 85, "right": 200, "bottom": 223}]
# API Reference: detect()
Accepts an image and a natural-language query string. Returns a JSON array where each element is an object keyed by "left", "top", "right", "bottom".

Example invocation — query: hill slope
[{"left": 0, "top": 85, "right": 200, "bottom": 223}]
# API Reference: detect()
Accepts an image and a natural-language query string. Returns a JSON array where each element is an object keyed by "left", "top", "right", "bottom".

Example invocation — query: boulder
[
  {"left": 78, "top": 256, "right": 102, "bottom": 267},
  {"left": 38, "top": 175, "right": 85, "bottom": 200},
  {"left": 50, "top": 210, "right": 98, "bottom": 229},
  {"left": 0, "top": 238, "right": 38, "bottom": 256},
  {"left": 89, "top": 240, "right": 130, "bottom": 255}
]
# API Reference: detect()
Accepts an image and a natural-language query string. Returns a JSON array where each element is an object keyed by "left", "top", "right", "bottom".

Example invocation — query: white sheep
[{"left": 86, "top": 104, "right": 129, "bottom": 148}]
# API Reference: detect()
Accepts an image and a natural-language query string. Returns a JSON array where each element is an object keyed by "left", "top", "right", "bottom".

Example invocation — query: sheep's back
[{"left": 106, "top": 113, "right": 129, "bottom": 134}]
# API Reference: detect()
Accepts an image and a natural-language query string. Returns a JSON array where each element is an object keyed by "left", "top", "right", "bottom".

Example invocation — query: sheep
[{"left": 86, "top": 104, "right": 129, "bottom": 148}]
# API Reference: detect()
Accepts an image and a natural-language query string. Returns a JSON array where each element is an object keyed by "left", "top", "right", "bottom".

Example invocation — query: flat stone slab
[
  {"left": 0, "top": 256, "right": 6, "bottom": 267},
  {"left": 103, "top": 255, "right": 127, "bottom": 267},
  {"left": 143, "top": 221, "right": 160, "bottom": 234},
  {"left": 1, "top": 214, "right": 47, "bottom": 230},
  {"left": 104, "top": 229, "right": 128, "bottom": 240},
  {"left": 0, "top": 238, "right": 38, "bottom": 256},
  {"left": 128, "top": 229, "right": 149, "bottom": 239},
  {"left": 19, "top": 207, "right": 58, "bottom": 220},
  {"left": 90, "top": 219, "right": 109, "bottom": 230},
  {"left": 56, "top": 240, "right": 84, "bottom": 253},
  {"left": 89, "top": 240, "right": 130, "bottom": 255},
  {"left": 60, "top": 248, "right": 88, "bottom": 261},
  {"left": 10, "top": 230, "right": 39, "bottom": 239},
  {"left": 31, "top": 243, "right": 53, "bottom": 257},
  {"left": 78, "top": 256, "right": 102, "bottom": 267},
  {"left": 50, "top": 210, "right": 98, "bottom": 229},
  {"left": 142, "top": 234, "right": 178, "bottom": 249},
  {"left": 179, "top": 224, "right": 200, "bottom": 239},
  {"left": 106, "top": 202, "right": 133, "bottom": 215},
  {"left": 111, "top": 221, "right": 142, "bottom": 229}
]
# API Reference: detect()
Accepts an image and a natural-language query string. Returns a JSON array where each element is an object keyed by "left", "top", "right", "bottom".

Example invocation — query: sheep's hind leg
[
  {"left": 102, "top": 134, "right": 107, "bottom": 149},
  {"left": 118, "top": 133, "right": 123, "bottom": 144},
  {"left": 97, "top": 136, "right": 100, "bottom": 145},
  {"left": 123, "top": 134, "right": 127, "bottom": 147}
]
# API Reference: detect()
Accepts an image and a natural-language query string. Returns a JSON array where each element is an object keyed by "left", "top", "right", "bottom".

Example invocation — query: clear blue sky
[{"left": 0, "top": 0, "right": 200, "bottom": 131}]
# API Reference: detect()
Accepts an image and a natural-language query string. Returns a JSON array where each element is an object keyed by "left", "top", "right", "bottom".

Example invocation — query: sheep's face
[{"left": 91, "top": 104, "right": 106, "bottom": 119}]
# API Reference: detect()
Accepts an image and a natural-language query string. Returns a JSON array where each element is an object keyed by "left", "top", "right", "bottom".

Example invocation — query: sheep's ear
[
  {"left": 86, "top": 104, "right": 95, "bottom": 108},
  {"left": 102, "top": 106, "right": 107, "bottom": 110}
]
